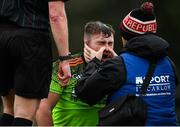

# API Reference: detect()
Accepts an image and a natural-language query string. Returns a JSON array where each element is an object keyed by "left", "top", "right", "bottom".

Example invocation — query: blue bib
[{"left": 109, "top": 53, "right": 178, "bottom": 126}]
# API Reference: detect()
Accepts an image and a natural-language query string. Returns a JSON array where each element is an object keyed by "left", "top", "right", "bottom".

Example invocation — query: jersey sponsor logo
[
  {"left": 72, "top": 73, "right": 82, "bottom": 79},
  {"left": 135, "top": 75, "right": 171, "bottom": 96}
]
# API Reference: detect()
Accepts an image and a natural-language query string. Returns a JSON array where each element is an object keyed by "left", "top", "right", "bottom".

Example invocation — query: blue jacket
[{"left": 110, "top": 53, "right": 178, "bottom": 126}]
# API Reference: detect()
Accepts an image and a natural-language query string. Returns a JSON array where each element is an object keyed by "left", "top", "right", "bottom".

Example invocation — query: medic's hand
[{"left": 84, "top": 43, "right": 98, "bottom": 62}]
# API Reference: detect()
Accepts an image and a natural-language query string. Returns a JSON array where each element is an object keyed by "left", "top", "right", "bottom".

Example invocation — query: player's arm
[{"left": 36, "top": 92, "right": 60, "bottom": 126}]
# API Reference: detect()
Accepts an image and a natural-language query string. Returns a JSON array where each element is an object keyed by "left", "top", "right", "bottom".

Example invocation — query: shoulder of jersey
[{"left": 69, "top": 56, "right": 84, "bottom": 67}]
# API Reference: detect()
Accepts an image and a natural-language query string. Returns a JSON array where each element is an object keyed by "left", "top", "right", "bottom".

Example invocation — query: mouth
[
  {"left": 102, "top": 52, "right": 112, "bottom": 61},
  {"left": 102, "top": 54, "right": 108, "bottom": 59}
]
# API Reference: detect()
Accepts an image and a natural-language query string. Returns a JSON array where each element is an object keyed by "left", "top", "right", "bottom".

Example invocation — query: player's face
[{"left": 88, "top": 32, "right": 114, "bottom": 61}]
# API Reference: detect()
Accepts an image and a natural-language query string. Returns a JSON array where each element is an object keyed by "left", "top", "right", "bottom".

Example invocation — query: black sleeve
[{"left": 75, "top": 56, "right": 126, "bottom": 105}]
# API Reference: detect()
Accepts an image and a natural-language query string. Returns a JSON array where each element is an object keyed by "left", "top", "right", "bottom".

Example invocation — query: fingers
[
  {"left": 84, "top": 44, "right": 91, "bottom": 54},
  {"left": 58, "top": 69, "right": 71, "bottom": 86},
  {"left": 108, "top": 48, "right": 118, "bottom": 57},
  {"left": 96, "top": 47, "right": 106, "bottom": 60},
  {"left": 84, "top": 43, "right": 98, "bottom": 62},
  {"left": 84, "top": 47, "right": 91, "bottom": 58},
  {"left": 84, "top": 47, "right": 91, "bottom": 62},
  {"left": 58, "top": 74, "right": 71, "bottom": 86},
  {"left": 84, "top": 43, "right": 94, "bottom": 53},
  {"left": 85, "top": 43, "right": 97, "bottom": 55},
  {"left": 84, "top": 52, "right": 91, "bottom": 62},
  {"left": 58, "top": 61, "right": 71, "bottom": 87},
  {"left": 84, "top": 44, "right": 117, "bottom": 62}
]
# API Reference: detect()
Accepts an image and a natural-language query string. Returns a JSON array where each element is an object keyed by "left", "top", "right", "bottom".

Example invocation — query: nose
[{"left": 104, "top": 44, "right": 109, "bottom": 50}]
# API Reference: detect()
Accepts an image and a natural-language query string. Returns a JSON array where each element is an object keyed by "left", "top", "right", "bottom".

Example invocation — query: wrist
[
  {"left": 58, "top": 53, "right": 71, "bottom": 61},
  {"left": 93, "top": 57, "right": 101, "bottom": 65}
]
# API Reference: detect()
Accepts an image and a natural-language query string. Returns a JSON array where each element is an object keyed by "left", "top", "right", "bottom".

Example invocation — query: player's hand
[{"left": 58, "top": 60, "right": 71, "bottom": 87}]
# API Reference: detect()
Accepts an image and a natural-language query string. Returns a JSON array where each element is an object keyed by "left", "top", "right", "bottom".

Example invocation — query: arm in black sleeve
[{"left": 75, "top": 56, "right": 126, "bottom": 105}]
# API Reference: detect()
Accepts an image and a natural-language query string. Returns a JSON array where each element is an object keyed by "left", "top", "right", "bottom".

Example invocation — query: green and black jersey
[{"left": 50, "top": 53, "right": 106, "bottom": 126}]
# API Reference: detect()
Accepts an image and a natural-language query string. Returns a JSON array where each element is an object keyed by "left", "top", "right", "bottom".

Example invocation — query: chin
[
  {"left": 101, "top": 53, "right": 112, "bottom": 62},
  {"left": 101, "top": 57, "right": 110, "bottom": 62}
]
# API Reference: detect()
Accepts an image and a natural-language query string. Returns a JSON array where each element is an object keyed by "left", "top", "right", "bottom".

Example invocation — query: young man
[
  {"left": 0, "top": 0, "right": 70, "bottom": 126},
  {"left": 36, "top": 21, "right": 116, "bottom": 126},
  {"left": 75, "top": 2, "right": 179, "bottom": 126}
]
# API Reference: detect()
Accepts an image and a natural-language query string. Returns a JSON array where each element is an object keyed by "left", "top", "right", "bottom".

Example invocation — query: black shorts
[{"left": 0, "top": 21, "right": 52, "bottom": 99}]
